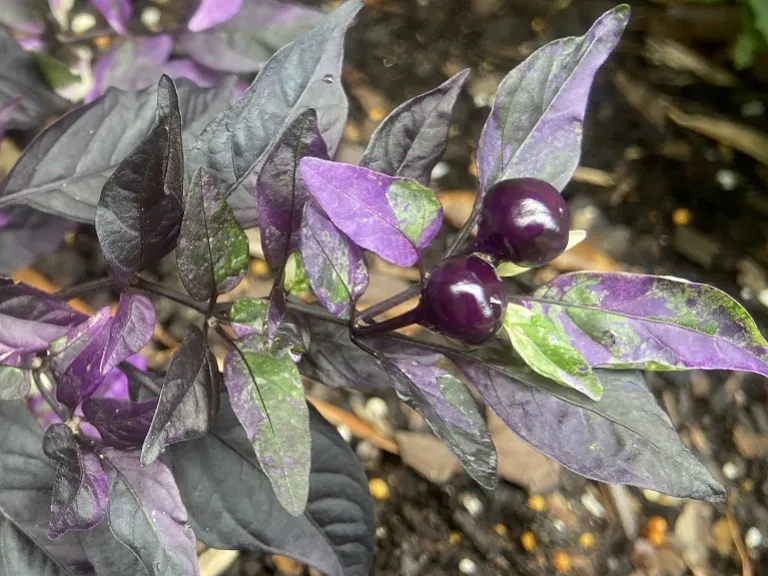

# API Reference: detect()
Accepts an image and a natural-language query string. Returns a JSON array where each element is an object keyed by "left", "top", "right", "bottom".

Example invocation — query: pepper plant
[{"left": 0, "top": 2, "right": 763, "bottom": 574}]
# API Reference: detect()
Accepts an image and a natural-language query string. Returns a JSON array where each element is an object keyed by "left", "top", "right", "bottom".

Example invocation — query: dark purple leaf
[
  {"left": 188, "top": 0, "right": 362, "bottom": 227},
  {"left": 370, "top": 340, "right": 497, "bottom": 489},
  {"left": 168, "top": 396, "right": 374, "bottom": 576},
  {"left": 300, "top": 158, "right": 442, "bottom": 266},
  {"left": 0, "top": 282, "right": 85, "bottom": 365},
  {"left": 266, "top": 283, "right": 286, "bottom": 343},
  {"left": 82, "top": 521, "right": 144, "bottom": 576},
  {"left": 141, "top": 326, "right": 216, "bottom": 465},
  {"left": 523, "top": 271, "right": 768, "bottom": 377},
  {"left": 451, "top": 345, "right": 725, "bottom": 502},
  {"left": 91, "top": 0, "right": 132, "bottom": 35},
  {"left": 300, "top": 202, "right": 368, "bottom": 317},
  {"left": 87, "top": 36, "right": 173, "bottom": 103},
  {"left": 82, "top": 397, "right": 158, "bottom": 450},
  {"left": 298, "top": 316, "right": 394, "bottom": 391},
  {"left": 99, "top": 294, "right": 155, "bottom": 375},
  {"left": 95, "top": 125, "right": 182, "bottom": 284},
  {"left": 360, "top": 69, "right": 469, "bottom": 185},
  {"left": 42, "top": 423, "right": 108, "bottom": 539},
  {"left": 100, "top": 449, "right": 199, "bottom": 576},
  {"left": 476, "top": 6, "right": 628, "bottom": 200},
  {"left": 0, "top": 97, "right": 19, "bottom": 138},
  {"left": 0, "top": 207, "right": 74, "bottom": 276},
  {"left": 176, "top": 167, "right": 248, "bottom": 301},
  {"left": 155, "top": 75, "right": 184, "bottom": 201},
  {"left": 181, "top": 0, "right": 322, "bottom": 72},
  {"left": 0, "top": 401, "right": 94, "bottom": 574},
  {"left": 0, "top": 79, "right": 235, "bottom": 223},
  {"left": 187, "top": 0, "right": 243, "bottom": 31},
  {"left": 257, "top": 108, "right": 329, "bottom": 269},
  {"left": 223, "top": 334, "right": 311, "bottom": 516},
  {"left": 0, "top": 27, "right": 66, "bottom": 130}
]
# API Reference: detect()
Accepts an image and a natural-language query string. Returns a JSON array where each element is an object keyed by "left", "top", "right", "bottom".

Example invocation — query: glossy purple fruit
[
  {"left": 476, "top": 178, "right": 570, "bottom": 267},
  {"left": 419, "top": 255, "right": 507, "bottom": 345}
]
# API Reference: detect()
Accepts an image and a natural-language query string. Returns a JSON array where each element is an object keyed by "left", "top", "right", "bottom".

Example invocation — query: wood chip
[
  {"left": 395, "top": 431, "right": 462, "bottom": 484},
  {"left": 643, "top": 36, "right": 737, "bottom": 87},
  {"left": 198, "top": 549, "right": 239, "bottom": 576},
  {"left": 674, "top": 501, "right": 713, "bottom": 570},
  {"left": 437, "top": 189, "right": 476, "bottom": 231},
  {"left": 732, "top": 425, "right": 768, "bottom": 459},
  {"left": 612, "top": 70, "right": 668, "bottom": 131},
  {"left": 572, "top": 166, "right": 616, "bottom": 188},
  {"left": 666, "top": 104, "right": 768, "bottom": 167},
  {"left": 550, "top": 241, "right": 624, "bottom": 272},
  {"left": 308, "top": 397, "right": 399, "bottom": 455}
]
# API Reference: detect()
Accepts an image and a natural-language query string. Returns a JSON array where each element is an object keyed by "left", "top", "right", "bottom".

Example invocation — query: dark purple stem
[
  {"left": 354, "top": 304, "right": 423, "bottom": 337},
  {"left": 55, "top": 277, "right": 117, "bottom": 301},
  {"left": 33, "top": 370, "right": 70, "bottom": 423},
  {"left": 358, "top": 284, "right": 422, "bottom": 323}
]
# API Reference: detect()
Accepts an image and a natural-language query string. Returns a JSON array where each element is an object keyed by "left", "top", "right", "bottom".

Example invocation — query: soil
[{"left": 16, "top": 0, "right": 768, "bottom": 574}]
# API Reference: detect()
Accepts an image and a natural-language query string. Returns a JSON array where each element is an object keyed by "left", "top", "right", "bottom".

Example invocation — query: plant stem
[
  {"left": 55, "top": 277, "right": 116, "bottom": 301},
  {"left": 444, "top": 206, "right": 479, "bottom": 258},
  {"left": 55, "top": 28, "right": 116, "bottom": 45},
  {"left": 119, "top": 362, "right": 162, "bottom": 396},
  {"left": 33, "top": 370, "right": 70, "bottom": 423},
  {"left": 133, "top": 278, "right": 209, "bottom": 315},
  {"left": 357, "top": 284, "right": 421, "bottom": 323},
  {"left": 354, "top": 305, "right": 422, "bottom": 336}
]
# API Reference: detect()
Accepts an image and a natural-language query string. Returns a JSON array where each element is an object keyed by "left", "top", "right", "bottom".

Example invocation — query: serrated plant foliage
[{"left": 3, "top": 2, "right": 766, "bottom": 573}]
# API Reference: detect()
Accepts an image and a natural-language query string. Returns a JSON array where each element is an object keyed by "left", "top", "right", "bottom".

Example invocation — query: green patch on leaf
[
  {"left": 0, "top": 365, "right": 29, "bottom": 400},
  {"left": 283, "top": 252, "right": 310, "bottom": 296},
  {"left": 503, "top": 303, "right": 603, "bottom": 400},
  {"left": 229, "top": 297, "right": 268, "bottom": 332},
  {"left": 386, "top": 179, "right": 441, "bottom": 246},
  {"left": 223, "top": 336, "right": 311, "bottom": 516}
]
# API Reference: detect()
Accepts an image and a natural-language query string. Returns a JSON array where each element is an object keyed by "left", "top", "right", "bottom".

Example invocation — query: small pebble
[
  {"left": 645, "top": 516, "right": 668, "bottom": 547},
  {"left": 492, "top": 523, "right": 508, "bottom": 537},
  {"left": 375, "top": 526, "right": 387, "bottom": 538},
  {"left": 368, "top": 478, "right": 389, "bottom": 500},
  {"left": 449, "top": 531, "right": 462, "bottom": 545},
  {"left": 741, "top": 101, "right": 765, "bottom": 118},
  {"left": 460, "top": 493, "right": 483, "bottom": 517},
  {"left": 745, "top": 527, "right": 762, "bottom": 549},
  {"left": 527, "top": 494, "right": 547, "bottom": 512},
  {"left": 365, "top": 397, "right": 388, "bottom": 419},
  {"left": 722, "top": 461, "right": 741, "bottom": 480},
  {"left": 71, "top": 13, "right": 97, "bottom": 34},
  {"left": 552, "top": 519, "right": 566, "bottom": 533},
  {"left": 336, "top": 424, "right": 352, "bottom": 443},
  {"left": 580, "top": 491, "right": 605, "bottom": 518},
  {"left": 553, "top": 550, "right": 572, "bottom": 573},
  {"left": 140, "top": 6, "right": 162, "bottom": 31},
  {"left": 672, "top": 207, "right": 692, "bottom": 226},
  {"left": 458, "top": 558, "right": 477, "bottom": 575},
  {"left": 430, "top": 161, "right": 450, "bottom": 181},
  {"left": 579, "top": 532, "right": 595, "bottom": 549},
  {"left": 520, "top": 530, "right": 536, "bottom": 551},
  {"left": 715, "top": 169, "right": 738, "bottom": 191}
]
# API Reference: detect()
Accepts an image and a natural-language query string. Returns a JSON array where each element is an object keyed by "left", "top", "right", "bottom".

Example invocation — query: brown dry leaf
[
  {"left": 487, "top": 409, "right": 561, "bottom": 493},
  {"left": 549, "top": 240, "right": 625, "bottom": 272},
  {"left": 437, "top": 189, "right": 476, "bottom": 231},
  {"left": 666, "top": 104, "right": 768, "bottom": 167},
  {"left": 198, "top": 549, "right": 239, "bottom": 576},
  {"left": 613, "top": 70, "right": 668, "bottom": 131},
  {"left": 395, "top": 431, "right": 462, "bottom": 484},
  {"left": 732, "top": 425, "right": 768, "bottom": 459},
  {"left": 643, "top": 36, "right": 737, "bottom": 87},
  {"left": 674, "top": 501, "right": 713, "bottom": 571}
]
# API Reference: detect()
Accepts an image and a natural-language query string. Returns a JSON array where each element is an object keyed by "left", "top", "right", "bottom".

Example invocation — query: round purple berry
[
  {"left": 476, "top": 178, "right": 570, "bottom": 267},
  {"left": 419, "top": 255, "right": 507, "bottom": 345}
]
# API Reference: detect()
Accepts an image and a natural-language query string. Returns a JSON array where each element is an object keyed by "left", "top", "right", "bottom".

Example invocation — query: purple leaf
[
  {"left": 82, "top": 397, "right": 158, "bottom": 449},
  {"left": 266, "top": 283, "right": 286, "bottom": 344},
  {"left": 141, "top": 326, "right": 216, "bottom": 465},
  {"left": 300, "top": 201, "right": 368, "bottom": 317},
  {"left": 0, "top": 401, "right": 94, "bottom": 574},
  {"left": 257, "top": 108, "right": 329, "bottom": 270},
  {"left": 523, "top": 271, "right": 768, "bottom": 377},
  {"left": 95, "top": 122, "right": 183, "bottom": 284},
  {"left": 91, "top": 0, "right": 132, "bottom": 35},
  {"left": 361, "top": 69, "right": 470, "bottom": 185},
  {"left": 451, "top": 346, "right": 724, "bottom": 502},
  {"left": 100, "top": 293, "right": 155, "bottom": 375},
  {"left": 176, "top": 167, "right": 249, "bottom": 301},
  {"left": 168, "top": 397, "right": 374, "bottom": 576},
  {"left": 0, "top": 28, "right": 66, "bottom": 130},
  {"left": 0, "top": 207, "right": 74, "bottom": 276},
  {"left": 161, "top": 58, "right": 226, "bottom": 88},
  {"left": 0, "top": 78, "right": 235, "bottom": 223},
  {"left": 188, "top": 0, "right": 362, "bottom": 227},
  {"left": 187, "top": 0, "right": 243, "bottom": 32},
  {"left": 370, "top": 340, "right": 497, "bottom": 489},
  {"left": 0, "top": 282, "right": 85, "bottom": 364},
  {"left": 100, "top": 448, "right": 199, "bottom": 576},
  {"left": 223, "top": 334, "right": 311, "bottom": 516},
  {"left": 476, "top": 6, "right": 628, "bottom": 199},
  {"left": 181, "top": 0, "right": 322, "bottom": 72},
  {"left": 503, "top": 302, "right": 603, "bottom": 400},
  {"left": 300, "top": 158, "right": 443, "bottom": 266},
  {"left": 49, "top": 307, "right": 112, "bottom": 376},
  {"left": 42, "top": 423, "right": 109, "bottom": 539},
  {"left": 86, "top": 35, "right": 173, "bottom": 103}
]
